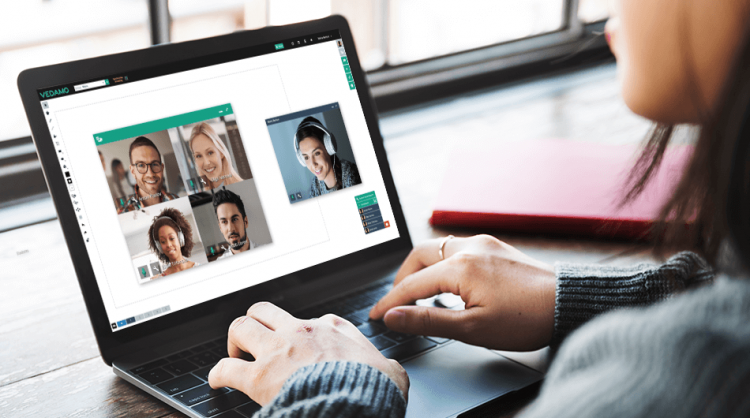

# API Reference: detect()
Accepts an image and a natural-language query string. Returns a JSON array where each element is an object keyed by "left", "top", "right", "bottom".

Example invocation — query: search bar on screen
[{"left": 74, "top": 79, "right": 109, "bottom": 92}]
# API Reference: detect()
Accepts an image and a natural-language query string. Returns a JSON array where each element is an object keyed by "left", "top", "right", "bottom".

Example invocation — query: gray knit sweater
[{"left": 255, "top": 252, "right": 750, "bottom": 417}]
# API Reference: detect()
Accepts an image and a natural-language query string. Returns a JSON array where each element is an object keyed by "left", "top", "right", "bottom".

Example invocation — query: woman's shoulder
[
  {"left": 560, "top": 277, "right": 750, "bottom": 352},
  {"left": 527, "top": 278, "right": 750, "bottom": 417},
  {"left": 339, "top": 158, "right": 361, "bottom": 187},
  {"left": 340, "top": 158, "right": 357, "bottom": 171},
  {"left": 309, "top": 178, "right": 322, "bottom": 197}
]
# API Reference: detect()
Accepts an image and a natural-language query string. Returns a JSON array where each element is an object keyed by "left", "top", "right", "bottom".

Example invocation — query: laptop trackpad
[{"left": 402, "top": 341, "right": 543, "bottom": 418}]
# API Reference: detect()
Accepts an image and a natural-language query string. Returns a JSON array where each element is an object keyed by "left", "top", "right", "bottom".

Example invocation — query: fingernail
[
  {"left": 385, "top": 309, "right": 406, "bottom": 328},
  {"left": 232, "top": 316, "right": 247, "bottom": 328}
]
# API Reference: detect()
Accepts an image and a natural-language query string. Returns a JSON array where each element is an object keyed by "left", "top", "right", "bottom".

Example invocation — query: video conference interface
[
  {"left": 96, "top": 104, "right": 272, "bottom": 285},
  {"left": 38, "top": 31, "right": 400, "bottom": 331}
]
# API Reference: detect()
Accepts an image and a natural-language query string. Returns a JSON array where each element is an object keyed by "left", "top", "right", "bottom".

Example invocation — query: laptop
[{"left": 17, "top": 15, "right": 543, "bottom": 418}]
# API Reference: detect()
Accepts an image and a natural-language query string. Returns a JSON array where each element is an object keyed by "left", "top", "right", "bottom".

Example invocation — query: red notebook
[{"left": 429, "top": 139, "right": 693, "bottom": 240}]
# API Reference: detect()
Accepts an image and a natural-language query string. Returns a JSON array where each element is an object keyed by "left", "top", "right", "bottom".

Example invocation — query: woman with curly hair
[{"left": 147, "top": 207, "right": 199, "bottom": 278}]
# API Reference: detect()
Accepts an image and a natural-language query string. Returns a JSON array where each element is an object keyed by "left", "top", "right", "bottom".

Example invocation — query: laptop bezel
[{"left": 17, "top": 15, "right": 412, "bottom": 365}]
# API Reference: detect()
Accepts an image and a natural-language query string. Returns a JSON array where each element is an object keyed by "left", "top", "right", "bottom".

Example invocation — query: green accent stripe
[
  {"left": 94, "top": 103, "right": 233, "bottom": 146},
  {"left": 355, "top": 191, "right": 378, "bottom": 209}
]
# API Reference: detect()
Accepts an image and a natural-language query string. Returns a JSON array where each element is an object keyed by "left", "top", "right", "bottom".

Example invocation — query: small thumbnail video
[
  {"left": 174, "top": 113, "right": 252, "bottom": 193},
  {"left": 97, "top": 131, "right": 188, "bottom": 214},
  {"left": 117, "top": 197, "right": 209, "bottom": 284},
  {"left": 266, "top": 102, "right": 361, "bottom": 204},
  {"left": 190, "top": 180, "right": 272, "bottom": 262}
]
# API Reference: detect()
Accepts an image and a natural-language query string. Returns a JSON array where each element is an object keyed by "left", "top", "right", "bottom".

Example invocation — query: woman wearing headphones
[
  {"left": 147, "top": 208, "right": 199, "bottom": 278},
  {"left": 294, "top": 116, "right": 361, "bottom": 197},
  {"left": 190, "top": 122, "right": 244, "bottom": 190}
]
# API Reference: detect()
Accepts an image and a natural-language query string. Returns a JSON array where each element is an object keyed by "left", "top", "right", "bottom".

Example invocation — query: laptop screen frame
[{"left": 17, "top": 15, "right": 412, "bottom": 364}]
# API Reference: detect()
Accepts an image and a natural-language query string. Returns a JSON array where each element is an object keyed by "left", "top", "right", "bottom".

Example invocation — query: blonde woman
[{"left": 189, "top": 122, "right": 243, "bottom": 190}]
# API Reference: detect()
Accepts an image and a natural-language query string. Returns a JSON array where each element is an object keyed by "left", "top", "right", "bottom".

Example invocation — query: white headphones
[
  {"left": 293, "top": 118, "right": 337, "bottom": 167},
  {"left": 152, "top": 215, "right": 185, "bottom": 254}
]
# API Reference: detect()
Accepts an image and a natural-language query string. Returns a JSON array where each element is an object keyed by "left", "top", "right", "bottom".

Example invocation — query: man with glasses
[{"left": 117, "top": 136, "right": 179, "bottom": 214}]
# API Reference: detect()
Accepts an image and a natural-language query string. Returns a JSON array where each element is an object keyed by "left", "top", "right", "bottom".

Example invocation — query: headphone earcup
[
  {"left": 294, "top": 120, "right": 336, "bottom": 165},
  {"left": 179, "top": 230, "right": 185, "bottom": 247},
  {"left": 324, "top": 132, "right": 337, "bottom": 156}
]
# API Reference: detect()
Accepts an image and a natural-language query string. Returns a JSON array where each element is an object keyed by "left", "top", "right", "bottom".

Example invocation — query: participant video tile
[
  {"left": 190, "top": 179, "right": 272, "bottom": 262},
  {"left": 96, "top": 131, "right": 187, "bottom": 214},
  {"left": 266, "top": 103, "right": 361, "bottom": 204},
  {"left": 117, "top": 197, "right": 209, "bottom": 284}
]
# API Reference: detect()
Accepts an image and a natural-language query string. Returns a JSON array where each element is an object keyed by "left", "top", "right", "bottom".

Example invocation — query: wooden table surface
[{"left": 0, "top": 63, "right": 659, "bottom": 417}]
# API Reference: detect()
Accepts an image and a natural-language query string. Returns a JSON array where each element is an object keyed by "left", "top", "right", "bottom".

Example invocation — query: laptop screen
[{"left": 36, "top": 30, "right": 400, "bottom": 332}]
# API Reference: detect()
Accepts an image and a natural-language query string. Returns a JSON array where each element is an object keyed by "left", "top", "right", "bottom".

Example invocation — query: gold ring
[{"left": 438, "top": 235, "right": 454, "bottom": 260}]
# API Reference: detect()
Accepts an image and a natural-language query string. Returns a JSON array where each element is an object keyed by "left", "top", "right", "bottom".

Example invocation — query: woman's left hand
[{"left": 208, "top": 302, "right": 409, "bottom": 406}]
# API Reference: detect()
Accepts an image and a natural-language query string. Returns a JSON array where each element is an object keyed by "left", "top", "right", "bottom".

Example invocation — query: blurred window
[
  {"left": 578, "top": 0, "right": 611, "bottom": 23},
  {"left": 2, "top": 0, "right": 608, "bottom": 142},
  {"left": 0, "top": 0, "right": 150, "bottom": 142},
  {"left": 386, "top": 0, "right": 565, "bottom": 66},
  {"left": 167, "top": 0, "right": 572, "bottom": 71}
]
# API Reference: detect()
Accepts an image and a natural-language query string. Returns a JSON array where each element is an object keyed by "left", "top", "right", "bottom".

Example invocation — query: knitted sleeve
[
  {"left": 552, "top": 251, "right": 713, "bottom": 345},
  {"left": 255, "top": 361, "right": 406, "bottom": 418},
  {"left": 519, "top": 277, "right": 750, "bottom": 418}
]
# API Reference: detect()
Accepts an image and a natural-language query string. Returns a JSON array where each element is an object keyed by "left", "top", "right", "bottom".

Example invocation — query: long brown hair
[{"left": 625, "top": 16, "right": 750, "bottom": 271}]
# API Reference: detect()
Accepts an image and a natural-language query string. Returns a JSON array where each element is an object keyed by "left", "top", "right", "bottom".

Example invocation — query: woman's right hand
[{"left": 369, "top": 235, "right": 557, "bottom": 351}]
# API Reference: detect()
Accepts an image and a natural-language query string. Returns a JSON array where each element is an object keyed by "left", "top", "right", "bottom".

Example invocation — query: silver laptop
[{"left": 17, "top": 15, "right": 542, "bottom": 418}]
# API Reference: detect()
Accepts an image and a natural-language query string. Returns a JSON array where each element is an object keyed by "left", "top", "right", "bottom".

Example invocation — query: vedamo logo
[{"left": 39, "top": 87, "right": 70, "bottom": 99}]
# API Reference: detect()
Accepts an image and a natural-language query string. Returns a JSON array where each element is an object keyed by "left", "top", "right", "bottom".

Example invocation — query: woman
[
  {"left": 189, "top": 122, "right": 243, "bottom": 190},
  {"left": 207, "top": 1, "right": 750, "bottom": 417},
  {"left": 294, "top": 116, "right": 361, "bottom": 197},
  {"left": 147, "top": 208, "right": 199, "bottom": 278}
]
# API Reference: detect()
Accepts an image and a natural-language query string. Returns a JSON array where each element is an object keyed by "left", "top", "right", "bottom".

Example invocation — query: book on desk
[{"left": 430, "top": 138, "right": 693, "bottom": 240}]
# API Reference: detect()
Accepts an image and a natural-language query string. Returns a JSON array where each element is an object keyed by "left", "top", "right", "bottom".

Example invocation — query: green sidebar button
[
  {"left": 275, "top": 43, "right": 284, "bottom": 50},
  {"left": 341, "top": 56, "right": 349, "bottom": 65},
  {"left": 343, "top": 64, "right": 351, "bottom": 74},
  {"left": 346, "top": 73, "right": 353, "bottom": 81},
  {"left": 349, "top": 81, "right": 356, "bottom": 90}
]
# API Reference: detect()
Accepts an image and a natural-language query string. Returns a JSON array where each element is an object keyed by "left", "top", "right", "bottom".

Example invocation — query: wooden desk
[{"left": 0, "top": 64, "right": 657, "bottom": 417}]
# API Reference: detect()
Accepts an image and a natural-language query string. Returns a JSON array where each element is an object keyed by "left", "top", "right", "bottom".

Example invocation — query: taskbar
[{"left": 112, "top": 305, "right": 171, "bottom": 332}]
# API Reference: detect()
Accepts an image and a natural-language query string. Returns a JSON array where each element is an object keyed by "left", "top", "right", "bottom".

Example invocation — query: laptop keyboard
[{"left": 128, "top": 281, "right": 449, "bottom": 417}]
